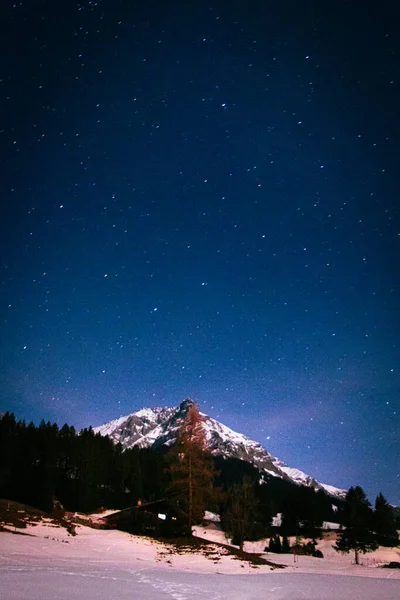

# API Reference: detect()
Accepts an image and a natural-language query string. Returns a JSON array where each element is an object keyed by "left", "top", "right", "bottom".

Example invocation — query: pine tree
[
  {"left": 373, "top": 493, "right": 399, "bottom": 547},
  {"left": 223, "top": 477, "right": 261, "bottom": 551},
  {"left": 282, "top": 535, "right": 290, "bottom": 553},
  {"left": 0, "top": 413, "right": 19, "bottom": 498},
  {"left": 334, "top": 486, "right": 378, "bottom": 564},
  {"left": 167, "top": 402, "right": 216, "bottom": 533},
  {"left": 280, "top": 509, "right": 300, "bottom": 538},
  {"left": 300, "top": 488, "right": 324, "bottom": 543},
  {"left": 268, "top": 534, "right": 282, "bottom": 553},
  {"left": 267, "top": 536, "right": 277, "bottom": 552}
]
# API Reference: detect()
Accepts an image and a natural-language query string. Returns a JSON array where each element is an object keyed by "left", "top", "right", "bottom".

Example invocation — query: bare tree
[
  {"left": 168, "top": 402, "right": 216, "bottom": 533},
  {"left": 222, "top": 477, "right": 261, "bottom": 551}
]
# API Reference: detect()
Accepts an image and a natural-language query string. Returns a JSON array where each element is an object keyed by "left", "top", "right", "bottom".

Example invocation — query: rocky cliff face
[{"left": 94, "top": 398, "right": 346, "bottom": 497}]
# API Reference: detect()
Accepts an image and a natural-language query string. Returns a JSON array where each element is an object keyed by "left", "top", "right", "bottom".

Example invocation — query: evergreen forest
[{"left": 0, "top": 412, "right": 398, "bottom": 550}]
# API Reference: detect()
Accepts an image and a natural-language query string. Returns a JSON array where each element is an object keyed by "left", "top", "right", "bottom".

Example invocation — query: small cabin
[{"left": 103, "top": 499, "right": 189, "bottom": 537}]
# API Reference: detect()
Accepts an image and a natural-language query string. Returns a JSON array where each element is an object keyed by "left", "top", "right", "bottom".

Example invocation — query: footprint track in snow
[{"left": 136, "top": 572, "right": 222, "bottom": 600}]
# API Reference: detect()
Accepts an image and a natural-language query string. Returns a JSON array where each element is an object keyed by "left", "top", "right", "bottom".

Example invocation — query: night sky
[{"left": 1, "top": 1, "right": 399, "bottom": 504}]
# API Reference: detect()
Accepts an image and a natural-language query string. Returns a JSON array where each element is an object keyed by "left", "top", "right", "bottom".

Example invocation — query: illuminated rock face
[{"left": 94, "top": 398, "right": 346, "bottom": 498}]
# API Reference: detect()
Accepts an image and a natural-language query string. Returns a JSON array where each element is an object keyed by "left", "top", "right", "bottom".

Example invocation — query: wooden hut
[{"left": 103, "top": 499, "right": 189, "bottom": 537}]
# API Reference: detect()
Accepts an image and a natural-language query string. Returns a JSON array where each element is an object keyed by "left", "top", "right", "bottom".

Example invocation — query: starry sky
[{"left": 1, "top": 1, "right": 399, "bottom": 504}]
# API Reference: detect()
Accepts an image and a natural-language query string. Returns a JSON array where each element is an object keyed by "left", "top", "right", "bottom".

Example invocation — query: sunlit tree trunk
[{"left": 167, "top": 401, "right": 216, "bottom": 535}]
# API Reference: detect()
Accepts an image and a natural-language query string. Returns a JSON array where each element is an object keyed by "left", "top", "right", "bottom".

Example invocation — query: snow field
[
  {"left": 193, "top": 525, "right": 400, "bottom": 579},
  {"left": 1, "top": 522, "right": 400, "bottom": 600},
  {"left": 2, "top": 519, "right": 398, "bottom": 578}
]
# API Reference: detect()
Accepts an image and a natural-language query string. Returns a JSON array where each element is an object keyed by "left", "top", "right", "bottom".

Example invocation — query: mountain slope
[{"left": 94, "top": 398, "right": 346, "bottom": 498}]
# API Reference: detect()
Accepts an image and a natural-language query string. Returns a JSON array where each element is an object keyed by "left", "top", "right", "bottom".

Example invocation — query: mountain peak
[
  {"left": 179, "top": 398, "right": 196, "bottom": 412},
  {"left": 179, "top": 398, "right": 196, "bottom": 410},
  {"left": 93, "top": 400, "right": 346, "bottom": 498}
]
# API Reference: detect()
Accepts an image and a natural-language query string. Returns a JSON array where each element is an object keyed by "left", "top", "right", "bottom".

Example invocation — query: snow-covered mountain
[{"left": 93, "top": 398, "right": 346, "bottom": 498}]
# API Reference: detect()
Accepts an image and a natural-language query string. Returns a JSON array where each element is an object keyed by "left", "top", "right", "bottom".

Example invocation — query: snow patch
[{"left": 204, "top": 511, "right": 220, "bottom": 523}]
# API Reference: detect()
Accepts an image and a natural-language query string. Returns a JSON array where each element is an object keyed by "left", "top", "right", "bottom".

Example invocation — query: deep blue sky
[{"left": 1, "top": 1, "right": 399, "bottom": 504}]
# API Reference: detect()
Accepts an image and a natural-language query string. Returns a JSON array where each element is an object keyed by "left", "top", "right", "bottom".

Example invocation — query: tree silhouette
[
  {"left": 167, "top": 402, "right": 215, "bottom": 533},
  {"left": 334, "top": 486, "right": 378, "bottom": 564},
  {"left": 222, "top": 477, "right": 263, "bottom": 551},
  {"left": 373, "top": 492, "right": 399, "bottom": 547},
  {"left": 282, "top": 535, "right": 290, "bottom": 553},
  {"left": 268, "top": 534, "right": 282, "bottom": 553},
  {"left": 300, "top": 488, "right": 324, "bottom": 542}
]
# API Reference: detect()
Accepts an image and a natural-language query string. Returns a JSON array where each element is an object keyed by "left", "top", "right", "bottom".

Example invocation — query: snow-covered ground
[
  {"left": 0, "top": 521, "right": 272, "bottom": 575},
  {"left": 0, "top": 522, "right": 399, "bottom": 600},
  {"left": 1, "top": 566, "right": 400, "bottom": 600},
  {"left": 194, "top": 525, "right": 400, "bottom": 578}
]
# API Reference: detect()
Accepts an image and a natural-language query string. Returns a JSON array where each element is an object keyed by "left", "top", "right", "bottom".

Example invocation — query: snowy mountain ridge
[{"left": 93, "top": 398, "right": 346, "bottom": 498}]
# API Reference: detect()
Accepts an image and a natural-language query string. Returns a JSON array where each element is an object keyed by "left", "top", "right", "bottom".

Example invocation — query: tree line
[{"left": 0, "top": 407, "right": 398, "bottom": 560}]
